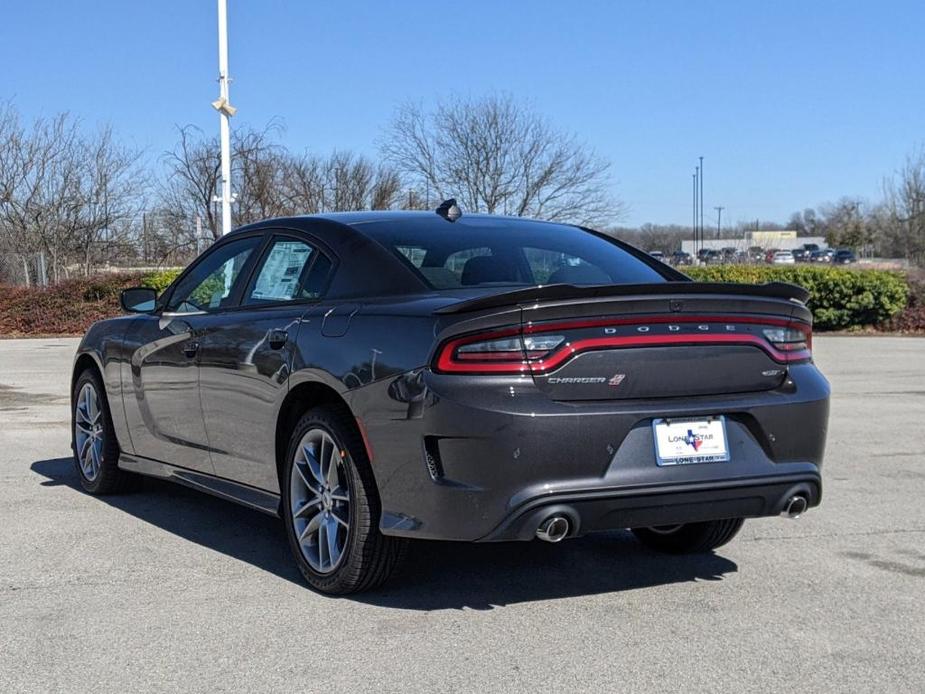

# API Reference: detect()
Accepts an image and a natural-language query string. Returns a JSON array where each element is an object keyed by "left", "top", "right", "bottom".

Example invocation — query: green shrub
[
  {"left": 685, "top": 265, "right": 909, "bottom": 330},
  {"left": 140, "top": 268, "right": 182, "bottom": 293}
]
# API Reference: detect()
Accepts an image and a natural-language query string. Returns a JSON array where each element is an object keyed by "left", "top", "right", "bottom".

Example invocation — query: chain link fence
[
  {"left": 0, "top": 250, "right": 195, "bottom": 287},
  {"left": 0, "top": 252, "right": 48, "bottom": 287}
]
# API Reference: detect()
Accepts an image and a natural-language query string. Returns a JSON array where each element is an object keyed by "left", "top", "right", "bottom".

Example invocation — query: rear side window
[
  {"left": 365, "top": 219, "right": 667, "bottom": 289},
  {"left": 244, "top": 237, "right": 333, "bottom": 305},
  {"left": 301, "top": 253, "right": 333, "bottom": 299},
  {"left": 246, "top": 239, "right": 315, "bottom": 304}
]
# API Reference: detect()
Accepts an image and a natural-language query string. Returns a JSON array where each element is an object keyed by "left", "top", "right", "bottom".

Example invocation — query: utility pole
[
  {"left": 692, "top": 171, "right": 698, "bottom": 255},
  {"left": 698, "top": 156, "right": 704, "bottom": 251},
  {"left": 714, "top": 206, "right": 724, "bottom": 239},
  {"left": 212, "top": 0, "right": 237, "bottom": 235},
  {"left": 694, "top": 166, "right": 700, "bottom": 254}
]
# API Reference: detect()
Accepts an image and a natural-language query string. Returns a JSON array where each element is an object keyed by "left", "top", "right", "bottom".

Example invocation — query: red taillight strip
[
  {"left": 524, "top": 313, "right": 812, "bottom": 357},
  {"left": 528, "top": 333, "right": 810, "bottom": 373},
  {"left": 523, "top": 314, "right": 807, "bottom": 334},
  {"left": 434, "top": 315, "right": 812, "bottom": 374}
]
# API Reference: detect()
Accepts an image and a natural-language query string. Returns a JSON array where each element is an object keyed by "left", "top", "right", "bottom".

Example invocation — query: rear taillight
[
  {"left": 762, "top": 326, "right": 812, "bottom": 358},
  {"left": 435, "top": 331, "right": 564, "bottom": 373}
]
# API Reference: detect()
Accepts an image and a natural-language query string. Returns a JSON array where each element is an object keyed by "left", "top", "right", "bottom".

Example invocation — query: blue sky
[{"left": 1, "top": 1, "right": 922, "bottom": 226}]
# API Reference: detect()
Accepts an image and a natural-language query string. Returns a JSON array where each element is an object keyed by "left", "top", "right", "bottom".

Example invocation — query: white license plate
[{"left": 652, "top": 417, "right": 730, "bottom": 466}]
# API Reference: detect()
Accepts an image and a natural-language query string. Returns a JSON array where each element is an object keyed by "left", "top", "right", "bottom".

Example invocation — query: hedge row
[
  {"left": 0, "top": 265, "right": 916, "bottom": 336},
  {"left": 0, "top": 269, "right": 181, "bottom": 336},
  {"left": 685, "top": 265, "right": 909, "bottom": 330}
]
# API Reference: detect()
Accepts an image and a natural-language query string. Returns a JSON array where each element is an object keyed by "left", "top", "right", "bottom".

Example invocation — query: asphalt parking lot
[{"left": 1, "top": 336, "right": 923, "bottom": 693}]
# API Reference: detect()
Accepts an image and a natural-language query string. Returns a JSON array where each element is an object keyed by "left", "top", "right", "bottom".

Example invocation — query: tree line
[
  {"left": 619, "top": 166, "right": 925, "bottom": 266},
  {"left": 0, "top": 95, "right": 619, "bottom": 285},
  {"left": 1, "top": 94, "right": 923, "bottom": 285}
]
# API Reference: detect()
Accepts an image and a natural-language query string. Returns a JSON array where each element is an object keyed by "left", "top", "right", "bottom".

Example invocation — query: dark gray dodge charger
[{"left": 71, "top": 204, "right": 829, "bottom": 594}]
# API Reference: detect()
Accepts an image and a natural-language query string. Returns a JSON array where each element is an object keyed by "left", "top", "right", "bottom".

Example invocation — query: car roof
[
  {"left": 222, "top": 211, "right": 603, "bottom": 300},
  {"left": 223, "top": 210, "right": 679, "bottom": 299}
]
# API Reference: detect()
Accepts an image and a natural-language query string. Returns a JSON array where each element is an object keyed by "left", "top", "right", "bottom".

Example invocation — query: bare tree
[
  {"left": 884, "top": 149, "right": 925, "bottom": 266},
  {"left": 381, "top": 95, "right": 622, "bottom": 225},
  {"left": 234, "top": 128, "right": 291, "bottom": 224},
  {"left": 0, "top": 106, "right": 143, "bottom": 281},
  {"left": 159, "top": 125, "right": 222, "bottom": 241},
  {"left": 160, "top": 124, "right": 403, "bottom": 244},
  {"left": 0, "top": 106, "right": 75, "bottom": 283},
  {"left": 818, "top": 198, "right": 870, "bottom": 250},
  {"left": 72, "top": 126, "right": 144, "bottom": 275}
]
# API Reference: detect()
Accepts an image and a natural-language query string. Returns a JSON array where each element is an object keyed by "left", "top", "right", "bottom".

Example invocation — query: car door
[
  {"left": 197, "top": 233, "right": 335, "bottom": 491},
  {"left": 122, "top": 234, "right": 263, "bottom": 473}
]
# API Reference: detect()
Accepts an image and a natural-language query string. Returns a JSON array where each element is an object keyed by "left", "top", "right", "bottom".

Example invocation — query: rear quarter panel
[{"left": 290, "top": 299, "right": 450, "bottom": 521}]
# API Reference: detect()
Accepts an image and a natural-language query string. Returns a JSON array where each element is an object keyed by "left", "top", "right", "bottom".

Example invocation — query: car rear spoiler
[{"left": 434, "top": 281, "right": 810, "bottom": 315}]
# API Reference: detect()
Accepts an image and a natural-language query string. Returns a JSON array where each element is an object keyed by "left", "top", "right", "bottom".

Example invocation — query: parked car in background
[
  {"left": 810, "top": 249, "right": 835, "bottom": 263},
  {"left": 671, "top": 250, "right": 693, "bottom": 266},
  {"left": 793, "top": 243, "right": 820, "bottom": 263},
  {"left": 702, "top": 249, "right": 723, "bottom": 265},
  {"left": 764, "top": 249, "right": 779, "bottom": 263},
  {"left": 833, "top": 249, "right": 857, "bottom": 264},
  {"left": 649, "top": 250, "right": 666, "bottom": 261},
  {"left": 70, "top": 206, "right": 829, "bottom": 594},
  {"left": 748, "top": 246, "right": 765, "bottom": 263},
  {"left": 771, "top": 250, "right": 795, "bottom": 265}
]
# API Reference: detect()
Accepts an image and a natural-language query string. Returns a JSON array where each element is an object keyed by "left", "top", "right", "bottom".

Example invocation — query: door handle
[
  {"left": 267, "top": 329, "right": 288, "bottom": 350},
  {"left": 183, "top": 341, "right": 200, "bottom": 358}
]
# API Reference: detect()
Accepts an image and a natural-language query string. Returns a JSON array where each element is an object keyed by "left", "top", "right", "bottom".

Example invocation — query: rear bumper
[
  {"left": 355, "top": 363, "right": 829, "bottom": 542},
  {"left": 481, "top": 473, "right": 821, "bottom": 542}
]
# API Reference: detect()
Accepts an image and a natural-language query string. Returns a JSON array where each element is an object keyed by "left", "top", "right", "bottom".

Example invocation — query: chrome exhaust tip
[
  {"left": 781, "top": 495, "right": 808, "bottom": 519},
  {"left": 536, "top": 515, "right": 570, "bottom": 543}
]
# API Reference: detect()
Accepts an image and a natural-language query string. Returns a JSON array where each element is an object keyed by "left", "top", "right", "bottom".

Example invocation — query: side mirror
[{"left": 120, "top": 287, "right": 158, "bottom": 313}]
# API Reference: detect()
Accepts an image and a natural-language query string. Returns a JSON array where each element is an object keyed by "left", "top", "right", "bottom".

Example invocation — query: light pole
[
  {"left": 714, "top": 206, "right": 724, "bottom": 239},
  {"left": 692, "top": 170, "right": 698, "bottom": 255},
  {"left": 698, "top": 156, "right": 704, "bottom": 251},
  {"left": 212, "top": 0, "right": 237, "bottom": 235}
]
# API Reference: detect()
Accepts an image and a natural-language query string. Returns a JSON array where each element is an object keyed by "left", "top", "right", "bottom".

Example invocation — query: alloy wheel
[
  {"left": 290, "top": 428, "right": 351, "bottom": 574},
  {"left": 74, "top": 382, "right": 104, "bottom": 481}
]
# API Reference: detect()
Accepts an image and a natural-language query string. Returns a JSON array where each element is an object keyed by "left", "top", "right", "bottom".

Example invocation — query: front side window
[
  {"left": 245, "top": 239, "right": 316, "bottom": 304},
  {"left": 168, "top": 236, "right": 261, "bottom": 313}
]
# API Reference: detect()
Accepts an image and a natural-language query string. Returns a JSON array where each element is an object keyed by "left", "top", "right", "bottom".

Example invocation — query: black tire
[
  {"left": 631, "top": 518, "right": 745, "bottom": 554},
  {"left": 281, "top": 405, "right": 406, "bottom": 595},
  {"left": 71, "top": 368, "right": 137, "bottom": 495}
]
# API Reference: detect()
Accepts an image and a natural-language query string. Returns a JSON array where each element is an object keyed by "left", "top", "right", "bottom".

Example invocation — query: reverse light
[
  {"left": 523, "top": 334, "right": 565, "bottom": 354},
  {"left": 456, "top": 337, "right": 523, "bottom": 360},
  {"left": 762, "top": 327, "right": 810, "bottom": 353}
]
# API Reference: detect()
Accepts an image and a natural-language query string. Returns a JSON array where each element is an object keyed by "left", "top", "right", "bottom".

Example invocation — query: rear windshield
[{"left": 359, "top": 217, "right": 668, "bottom": 289}]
